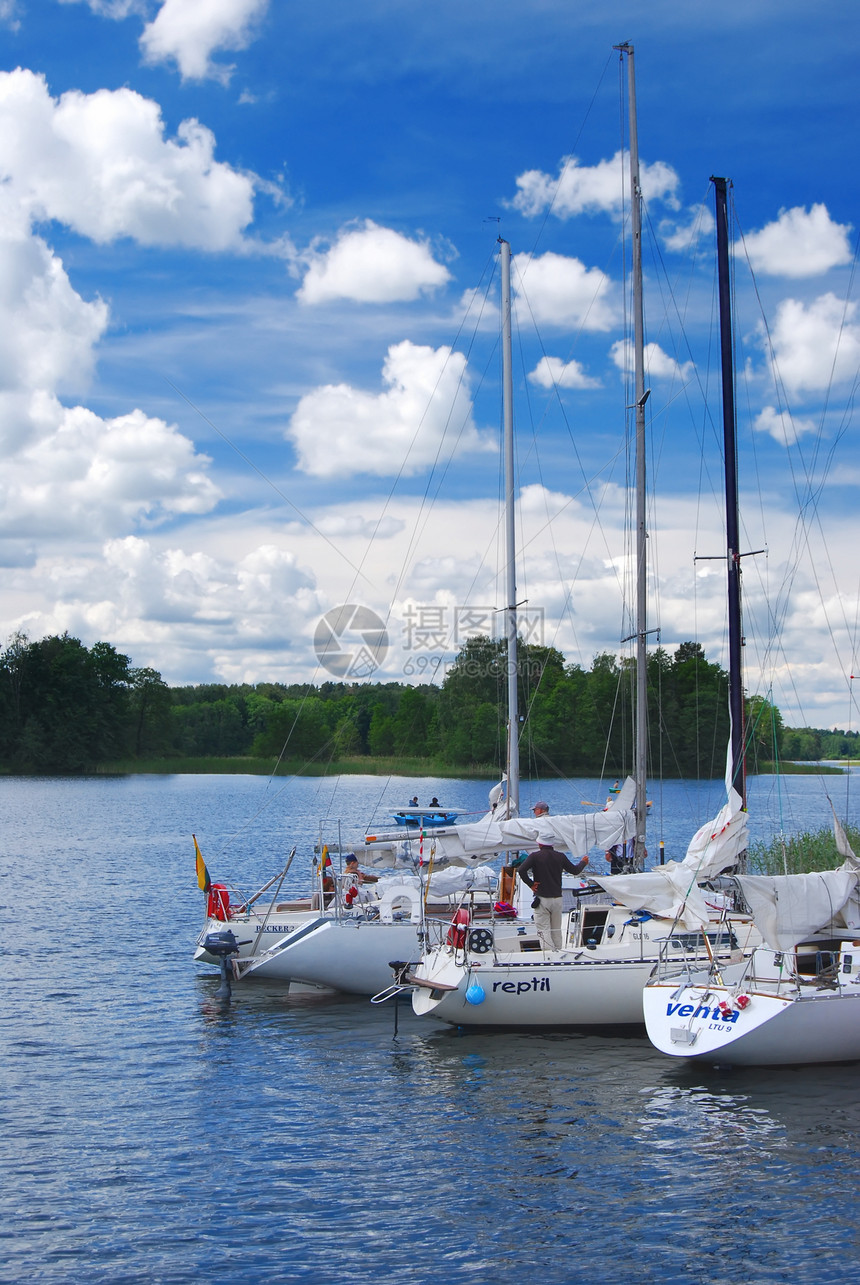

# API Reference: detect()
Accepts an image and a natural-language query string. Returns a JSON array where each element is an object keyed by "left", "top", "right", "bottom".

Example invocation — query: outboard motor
[{"left": 204, "top": 929, "right": 239, "bottom": 1001}]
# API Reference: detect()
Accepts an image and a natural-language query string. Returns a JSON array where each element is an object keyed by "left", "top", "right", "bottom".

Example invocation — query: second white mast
[
  {"left": 617, "top": 41, "right": 649, "bottom": 866},
  {"left": 499, "top": 238, "right": 520, "bottom": 817}
]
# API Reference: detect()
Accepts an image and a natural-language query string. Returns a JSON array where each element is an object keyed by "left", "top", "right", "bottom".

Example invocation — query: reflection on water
[{"left": 2, "top": 774, "right": 859, "bottom": 1283}]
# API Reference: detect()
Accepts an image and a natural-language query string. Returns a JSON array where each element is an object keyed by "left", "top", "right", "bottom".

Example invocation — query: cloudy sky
[{"left": 1, "top": 0, "right": 858, "bottom": 729}]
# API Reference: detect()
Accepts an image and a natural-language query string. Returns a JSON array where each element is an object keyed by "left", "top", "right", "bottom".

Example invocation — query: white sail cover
[
  {"left": 732, "top": 812, "right": 860, "bottom": 949},
  {"left": 592, "top": 867, "right": 717, "bottom": 931},
  {"left": 735, "top": 868, "right": 860, "bottom": 950},
  {"left": 424, "top": 865, "right": 497, "bottom": 896},
  {"left": 426, "top": 777, "right": 637, "bottom": 869},
  {"left": 589, "top": 788, "right": 750, "bottom": 930}
]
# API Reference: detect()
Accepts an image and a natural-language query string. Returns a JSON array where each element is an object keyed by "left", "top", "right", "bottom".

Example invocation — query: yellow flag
[{"left": 194, "top": 834, "right": 210, "bottom": 892}]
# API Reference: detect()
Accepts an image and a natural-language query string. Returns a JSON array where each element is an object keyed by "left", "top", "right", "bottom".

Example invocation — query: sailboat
[
  {"left": 214, "top": 233, "right": 535, "bottom": 995},
  {"left": 395, "top": 49, "right": 760, "bottom": 1029},
  {"left": 642, "top": 178, "right": 860, "bottom": 1065},
  {"left": 224, "top": 233, "right": 623, "bottom": 996},
  {"left": 192, "top": 817, "right": 504, "bottom": 989}
]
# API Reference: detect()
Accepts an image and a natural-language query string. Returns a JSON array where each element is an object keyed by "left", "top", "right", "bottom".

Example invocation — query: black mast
[{"left": 712, "top": 176, "right": 746, "bottom": 807}]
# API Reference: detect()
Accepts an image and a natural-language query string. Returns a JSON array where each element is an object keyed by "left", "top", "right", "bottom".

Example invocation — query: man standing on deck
[{"left": 518, "top": 802, "right": 589, "bottom": 950}]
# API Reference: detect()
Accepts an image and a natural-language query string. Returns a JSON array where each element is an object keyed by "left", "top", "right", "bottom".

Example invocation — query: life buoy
[
  {"left": 447, "top": 906, "right": 470, "bottom": 949},
  {"left": 207, "top": 882, "right": 231, "bottom": 921}
]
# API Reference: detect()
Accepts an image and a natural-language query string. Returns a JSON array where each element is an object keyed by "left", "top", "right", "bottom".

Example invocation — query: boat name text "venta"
[
  {"left": 492, "top": 978, "right": 551, "bottom": 994},
  {"left": 666, "top": 1001, "right": 740, "bottom": 1024}
]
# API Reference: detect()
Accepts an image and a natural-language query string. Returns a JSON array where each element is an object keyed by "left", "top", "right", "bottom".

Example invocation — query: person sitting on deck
[{"left": 341, "top": 854, "right": 378, "bottom": 907}]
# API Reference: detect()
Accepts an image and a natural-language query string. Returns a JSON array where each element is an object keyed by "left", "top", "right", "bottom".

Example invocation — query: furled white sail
[
  {"left": 589, "top": 789, "right": 749, "bottom": 930},
  {"left": 831, "top": 805, "right": 860, "bottom": 870},
  {"left": 428, "top": 777, "right": 637, "bottom": 868},
  {"left": 680, "top": 787, "right": 749, "bottom": 880}
]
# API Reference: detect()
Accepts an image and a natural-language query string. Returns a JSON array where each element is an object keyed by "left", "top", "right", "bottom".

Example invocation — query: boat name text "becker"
[
  {"left": 492, "top": 978, "right": 550, "bottom": 994},
  {"left": 665, "top": 1001, "right": 739, "bottom": 1024}
]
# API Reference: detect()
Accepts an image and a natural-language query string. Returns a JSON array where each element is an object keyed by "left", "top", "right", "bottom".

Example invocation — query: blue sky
[{"left": 1, "top": 1, "right": 859, "bottom": 728}]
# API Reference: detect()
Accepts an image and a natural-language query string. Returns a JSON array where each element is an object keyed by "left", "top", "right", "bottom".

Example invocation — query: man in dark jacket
[{"left": 518, "top": 802, "right": 589, "bottom": 949}]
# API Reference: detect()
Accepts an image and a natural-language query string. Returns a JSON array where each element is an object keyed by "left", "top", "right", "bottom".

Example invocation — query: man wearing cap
[{"left": 518, "top": 802, "right": 589, "bottom": 950}]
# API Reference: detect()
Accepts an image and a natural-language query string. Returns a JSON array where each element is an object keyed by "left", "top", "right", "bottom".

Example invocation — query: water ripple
[{"left": 2, "top": 774, "right": 859, "bottom": 1283}]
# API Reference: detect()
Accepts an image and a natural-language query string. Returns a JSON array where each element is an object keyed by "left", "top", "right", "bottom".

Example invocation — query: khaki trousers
[{"left": 534, "top": 896, "right": 563, "bottom": 950}]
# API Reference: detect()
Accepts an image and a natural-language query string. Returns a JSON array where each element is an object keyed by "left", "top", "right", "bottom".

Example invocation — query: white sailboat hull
[
  {"left": 407, "top": 901, "right": 757, "bottom": 1027},
  {"left": 411, "top": 951, "right": 657, "bottom": 1025},
  {"left": 643, "top": 980, "right": 860, "bottom": 1065},
  {"left": 235, "top": 917, "right": 423, "bottom": 995},
  {"left": 193, "top": 905, "right": 318, "bottom": 964}
]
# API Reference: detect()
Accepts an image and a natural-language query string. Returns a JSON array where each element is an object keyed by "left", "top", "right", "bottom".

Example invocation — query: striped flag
[{"left": 194, "top": 834, "right": 211, "bottom": 892}]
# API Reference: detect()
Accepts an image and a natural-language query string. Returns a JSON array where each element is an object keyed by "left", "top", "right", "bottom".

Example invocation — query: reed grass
[
  {"left": 755, "top": 761, "right": 844, "bottom": 776},
  {"left": 748, "top": 824, "right": 860, "bottom": 875}
]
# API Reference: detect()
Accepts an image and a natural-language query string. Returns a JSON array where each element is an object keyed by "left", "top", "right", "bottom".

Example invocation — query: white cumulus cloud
[
  {"left": 0, "top": 68, "right": 257, "bottom": 249},
  {"left": 29, "top": 535, "right": 326, "bottom": 681},
  {"left": 513, "top": 252, "right": 616, "bottom": 331},
  {"left": 528, "top": 356, "right": 601, "bottom": 390},
  {"left": 298, "top": 220, "right": 452, "bottom": 305},
  {"left": 287, "top": 340, "right": 492, "bottom": 478},
  {"left": 661, "top": 204, "right": 715, "bottom": 253},
  {"left": 510, "top": 150, "right": 680, "bottom": 220},
  {"left": 744, "top": 204, "right": 852, "bottom": 278},
  {"left": 141, "top": 0, "right": 269, "bottom": 83},
  {"left": 768, "top": 293, "right": 860, "bottom": 396},
  {"left": 610, "top": 338, "right": 694, "bottom": 382},
  {"left": 0, "top": 215, "right": 108, "bottom": 453},
  {"left": 69, "top": 2, "right": 142, "bottom": 17},
  {"left": 754, "top": 406, "right": 818, "bottom": 446},
  {"left": 315, "top": 514, "right": 406, "bottom": 539},
  {"left": 0, "top": 402, "right": 221, "bottom": 540}
]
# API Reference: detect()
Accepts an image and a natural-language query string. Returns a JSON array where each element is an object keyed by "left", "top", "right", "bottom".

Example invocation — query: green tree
[
  {"left": 0, "top": 633, "right": 133, "bottom": 771},
  {"left": 128, "top": 667, "right": 172, "bottom": 756},
  {"left": 367, "top": 703, "right": 395, "bottom": 756},
  {"left": 746, "top": 695, "right": 784, "bottom": 769},
  {"left": 251, "top": 697, "right": 332, "bottom": 760}
]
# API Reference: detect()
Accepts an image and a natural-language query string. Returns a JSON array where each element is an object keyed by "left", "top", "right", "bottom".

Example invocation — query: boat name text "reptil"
[
  {"left": 492, "top": 977, "right": 551, "bottom": 994},
  {"left": 665, "top": 1001, "right": 739, "bottom": 1024}
]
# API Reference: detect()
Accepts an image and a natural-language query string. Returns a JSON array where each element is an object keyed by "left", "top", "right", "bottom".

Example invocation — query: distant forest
[{"left": 0, "top": 631, "right": 854, "bottom": 776}]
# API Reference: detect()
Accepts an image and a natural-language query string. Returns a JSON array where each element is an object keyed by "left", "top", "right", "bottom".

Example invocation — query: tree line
[{"left": 0, "top": 629, "right": 838, "bottom": 776}]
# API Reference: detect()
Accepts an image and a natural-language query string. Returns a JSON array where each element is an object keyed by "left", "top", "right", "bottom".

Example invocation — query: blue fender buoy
[{"left": 465, "top": 983, "right": 486, "bottom": 1005}]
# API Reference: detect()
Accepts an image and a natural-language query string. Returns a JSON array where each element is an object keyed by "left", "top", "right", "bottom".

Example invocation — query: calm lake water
[{"left": 3, "top": 771, "right": 860, "bottom": 1284}]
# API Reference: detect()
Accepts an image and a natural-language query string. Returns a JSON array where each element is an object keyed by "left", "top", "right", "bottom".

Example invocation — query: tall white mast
[
  {"left": 616, "top": 42, "right": 649, "bottom": 865},
  {"left": 499, "top": 238, "right": 520, "bottom": 817}
]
